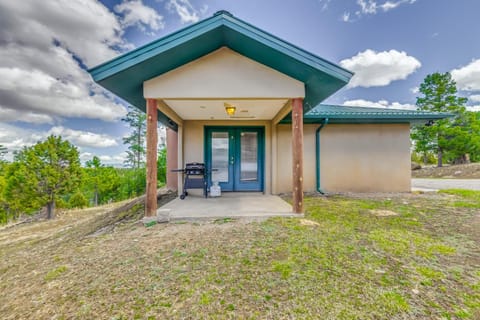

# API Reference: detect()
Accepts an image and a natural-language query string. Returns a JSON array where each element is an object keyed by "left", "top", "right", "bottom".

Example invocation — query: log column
[
  {"left": 292, "top": 98, "right": 304, "bottom": 213},
  {"left": 145, "top": 99, "right": 158, "bottom": 217}
]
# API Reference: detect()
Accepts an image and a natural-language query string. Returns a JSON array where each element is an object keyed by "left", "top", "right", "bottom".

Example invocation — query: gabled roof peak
[
  {"left": 89, "top": 10, "right": 353, "bottom": 129},
  {"left": 213, "top": 10, "right": 233, "bottom": 17}
]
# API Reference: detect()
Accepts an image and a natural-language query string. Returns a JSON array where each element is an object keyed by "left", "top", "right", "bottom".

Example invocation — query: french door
[{"left": 205, "top": 127, "right": 264, "bottom": 192}]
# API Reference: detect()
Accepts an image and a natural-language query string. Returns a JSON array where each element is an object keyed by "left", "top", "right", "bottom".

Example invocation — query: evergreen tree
[
  {"left": 68, "top": 191, "right": 88, "bottom": 209},
  {"left": 444, "top": 111, "right": 480, "bottom": 164},
  {"left": 157, "top": 147, "right": 167, "bottom": 184},
  {"left": 122, "top": 106, "right": 146, "bottom": 168},
  {"left": 0, "top": 163, "right": 8, "bottom": 224},
  {"left": 411, "top": 72, "right": 469, "bottom": 167},
  {"left": 85, "top": 156, "right": 120, "bottom": 205},
  {"left": 85, "top": 156, "right": 102, "bottom": 206},
  {"left": 5, "top": 135, "right": 82, "bottom": 219}
]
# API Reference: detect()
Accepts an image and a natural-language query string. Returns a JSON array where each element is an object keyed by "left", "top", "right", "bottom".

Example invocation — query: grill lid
[{"left": 185, "top": 162, "right": 205, "bottom": 170}]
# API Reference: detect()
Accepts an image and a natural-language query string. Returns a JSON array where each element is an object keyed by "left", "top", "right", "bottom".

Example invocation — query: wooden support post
[
  {"left": 166, "top": 128, "right": 178, "bottom": 191},
  {"left": 145, "top": 99, "right": 158, "bottom": 217},
  {"left": 292, "top": 98, "right": 304, "bottom": 213}
]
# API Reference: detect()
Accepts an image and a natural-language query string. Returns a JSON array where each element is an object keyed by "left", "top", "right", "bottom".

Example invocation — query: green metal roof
[
  {"left": 88, "top": 10, "right": 353, "bottom": 130},
  {"left": 299, "top": 104, "right": 453, "bottom": 124}
]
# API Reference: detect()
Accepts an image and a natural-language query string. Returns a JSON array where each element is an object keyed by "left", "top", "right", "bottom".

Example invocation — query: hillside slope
[{"left": 412, "top": 162, "right": 480, "bottom": 179}]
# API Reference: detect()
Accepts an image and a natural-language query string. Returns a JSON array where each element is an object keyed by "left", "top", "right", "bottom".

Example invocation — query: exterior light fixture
[{"left": 224, "top": 103, "right": 236, "bottom": 116}]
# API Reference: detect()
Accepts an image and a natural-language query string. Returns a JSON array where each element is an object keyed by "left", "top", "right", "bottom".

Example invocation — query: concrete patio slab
[{"left": 158, "top": 193, "right": 298, "bottom": 221}]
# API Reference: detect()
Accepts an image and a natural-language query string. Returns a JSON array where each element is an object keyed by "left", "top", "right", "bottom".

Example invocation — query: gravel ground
[{"left": 412, "top": 178, "right": 480, "bottom": 191}]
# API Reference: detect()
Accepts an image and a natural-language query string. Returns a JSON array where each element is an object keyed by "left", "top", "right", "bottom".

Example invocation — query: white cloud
[
  {"left": 357, "top": 0, "right": 416, "bottom": 14},
  {"left": 380, "top": 1, "right": 402, "bottom": 11},
  {"left": 346, "top": 0, "right": 417, "bottom": 21},
  {"left": 97, "top": 152, "right": 128, "bottom": 165},
  {"left": 80, "top": 152, "right": 127, "bottom": 166},
  {"left": 344, "top": 99, "right": 417, "bottom": 110},
  {"left": 357, "top": 0, "right": 378, "bottom": 14},
  {"left": 0, "top": 124, "right": 46, "bottom": 156},
  {"left": 451, "top": 59, "right": 480, "bottom": 91},
  {"left": 48, "top": 126, "right": 118, "bottom": 148},
  {"left": 80, "top": 152, "right": 94, "bottom": 162},
  {"left": 340, "top": 49, "right": 421, "bottom": 88},
  {"left": 166, "top": 0, "right": 204, "bottom": 24},
  {"left": 0, "top": 0, "right": 129, "bottom": 124},
  {"left": 467, "top": 105, "right": 480, "bottom": 112},
  {"left": 0, "top": 0, "right": 126, "bottom": 67},
  {"left": 469, "top": 94, "right": 480, "bottom": 103},
  {"left": 115, "top": 0, "right": 165, "bottom": 32},
  {"left": 410, "top": 86, "right": 419, "bottom": 94},
  {"left": 0, "top": 123, "right": 118, "bottom": 152},
  {"left": 0, "top": 106, "right": 55, "bottom": 124},
  {"left": 0, "top": 66, "right": 126, "bottom": 122},
  {"left": 342, "top": 12, "right": 351, "bottom": 22}
]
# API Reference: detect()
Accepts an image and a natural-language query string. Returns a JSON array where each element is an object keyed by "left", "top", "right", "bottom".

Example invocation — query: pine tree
[
  {"left": 122, "top": 106, "right": 147, "bottom": 169},
  {"left": 5, "top": 135, "right": 82, "bottom": 219},
  {"left": 411, "top": 72, "right": 469, "bottom": 167},
  {"left": 85, "top": 156, "right": 120, "bottom": 205}
]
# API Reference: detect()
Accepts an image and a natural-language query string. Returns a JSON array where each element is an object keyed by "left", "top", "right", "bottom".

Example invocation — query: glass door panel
[
  {"left": 240, "top": 132, "right": 258, "bottom": 181},
  {"left": 211, "top": 132, "right": 229, "bottom": 183}
]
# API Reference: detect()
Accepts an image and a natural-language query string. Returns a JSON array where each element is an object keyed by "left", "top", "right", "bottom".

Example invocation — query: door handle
[{"left": 230, "top": 156, "right": 234, "bottom": 165}]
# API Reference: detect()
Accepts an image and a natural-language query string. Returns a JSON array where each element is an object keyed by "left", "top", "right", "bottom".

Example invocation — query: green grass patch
[
  {"left": 439, "top": 189, "right": 480, "bottom": 208},
  {"left": 213, "top": 217, "right": 236, "bottom": 224},
  {"left": 379, "top": 291, "right": 410, "bottom": 312},
  {"left": 439, "top": 189, "right": 480, "bottom": 200},
  {"left": 44, "top": 265, "right": 68, "bottom": 281},
  {"left": 416, "top": 266, "right": 446, "bottom": 286}
]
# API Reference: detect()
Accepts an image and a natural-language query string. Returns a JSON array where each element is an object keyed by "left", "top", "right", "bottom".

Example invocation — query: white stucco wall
[{"left": 143, "top": 47, "right": 304, "bottom": 99}]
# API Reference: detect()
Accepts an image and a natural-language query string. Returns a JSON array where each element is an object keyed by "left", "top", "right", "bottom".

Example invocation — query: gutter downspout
[{"left": 316, "top": 118, "right": 329, "bottom": 194}]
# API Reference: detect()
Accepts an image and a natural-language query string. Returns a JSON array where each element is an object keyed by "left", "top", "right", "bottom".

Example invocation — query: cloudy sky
[{"left": 0, "top": 0, "right": 479, "bottom": 164}]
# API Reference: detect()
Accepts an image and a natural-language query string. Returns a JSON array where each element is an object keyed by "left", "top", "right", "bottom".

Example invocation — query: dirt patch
[
  {"left": 369, "top": 209, "right": 399, "bottom": 217},
  {"left": 412, "top": 162, "right": 480, "bottom": 179},
  {"left": 299, "top": 219, "right": 320, "bottom": 226}
]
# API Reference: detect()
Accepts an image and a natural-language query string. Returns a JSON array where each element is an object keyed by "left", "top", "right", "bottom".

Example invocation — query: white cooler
[{"left": 210, "top": 181, "right": 221, "bottom": 197}]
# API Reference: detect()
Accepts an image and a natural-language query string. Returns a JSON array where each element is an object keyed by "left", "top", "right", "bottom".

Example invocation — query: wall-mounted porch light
[{"left": 224, "top": 103, "right": 236, "bottom": 116}]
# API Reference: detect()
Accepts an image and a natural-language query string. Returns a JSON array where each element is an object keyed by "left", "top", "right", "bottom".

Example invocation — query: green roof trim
[
  {"left": 296, "top": 104, "right": 453, "bottom": 124},
  {"left": 88, "top": 11, "right": 353, "bottom": 129}
]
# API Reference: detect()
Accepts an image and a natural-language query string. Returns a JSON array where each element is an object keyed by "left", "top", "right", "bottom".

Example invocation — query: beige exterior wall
[
  {"left": 144, "top": 47, "right": 304, "bottom": 99},
  {"left": 275, "top": 124, "right": 317, "bottom": 193},
  {"left": 182, "top": 120, "right": 272, "bottom": 196},
  {"left": 179, "top": 121, "right": 410, "bottom": 195},
  {"left": 275, "top": 123, "right": 411, "bottom": 193},
  {"left": 320, "top": 124, "right": 411, "bottom": 192}
]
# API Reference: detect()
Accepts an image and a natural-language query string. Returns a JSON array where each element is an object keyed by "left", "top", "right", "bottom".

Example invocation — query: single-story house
[{"left": 88, "top": 10, "right": 449, "bottom": 216}]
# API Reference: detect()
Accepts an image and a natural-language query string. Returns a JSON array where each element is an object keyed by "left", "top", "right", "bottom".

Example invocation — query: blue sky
[{"left": 0, "top": 0, "right": 479, "bottom": 164}]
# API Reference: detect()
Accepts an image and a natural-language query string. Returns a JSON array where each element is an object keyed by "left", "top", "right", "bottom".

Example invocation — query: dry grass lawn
[{"left": 0, "top": 191, "right": 479, "bottom": 319}]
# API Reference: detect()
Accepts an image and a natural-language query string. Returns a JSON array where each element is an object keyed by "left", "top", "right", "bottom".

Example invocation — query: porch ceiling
[{"left": 163, "top": 99, "right": 288, "bottom": 120}]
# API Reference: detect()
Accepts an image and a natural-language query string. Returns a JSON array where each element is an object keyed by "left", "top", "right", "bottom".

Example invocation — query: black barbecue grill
[{"left": 172, "top": 162, "right": 207, "bottom": 199}]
